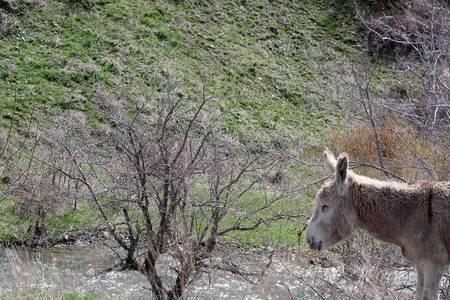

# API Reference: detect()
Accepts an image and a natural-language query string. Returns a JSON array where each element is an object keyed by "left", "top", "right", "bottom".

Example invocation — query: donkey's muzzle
[{"left": 307, "top": 236, "right": 322, "bottom": 251}]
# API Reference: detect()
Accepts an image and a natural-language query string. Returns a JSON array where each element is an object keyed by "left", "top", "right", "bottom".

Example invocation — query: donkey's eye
[{"left": 321, "top": 205, "right": 328, "bottom": 212}]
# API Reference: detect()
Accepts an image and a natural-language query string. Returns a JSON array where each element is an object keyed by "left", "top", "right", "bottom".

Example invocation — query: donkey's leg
[
  {"left": 415, "top": 264, "right": 424, "bottom": 300},
  {"left": 422, "top": 262, "right": 445, "bottom": 300}
]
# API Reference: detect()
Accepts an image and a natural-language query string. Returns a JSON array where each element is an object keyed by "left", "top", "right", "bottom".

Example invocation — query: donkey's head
[{"left": 306, "top": 149, "right": 356, "bottom": 250}]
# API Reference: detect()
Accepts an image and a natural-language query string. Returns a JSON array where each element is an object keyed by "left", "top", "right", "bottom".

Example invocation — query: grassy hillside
[
  {"left": 0, "top": 0, "right": 361, "bottom": 137},
  {"left": 0, "top": 0, "right": 365, "bottom": 245}
]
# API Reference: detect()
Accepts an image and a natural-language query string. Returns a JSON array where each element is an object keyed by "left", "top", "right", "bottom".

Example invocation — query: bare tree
[
  {"left": 11, "top": 167, "right": 66, "bottom": 242},
  {"left": 36, "top": 72, "right": 299, "bottom": 299},
  {"left": 0, "top": 95, "right": 43, "bottom": 204}
]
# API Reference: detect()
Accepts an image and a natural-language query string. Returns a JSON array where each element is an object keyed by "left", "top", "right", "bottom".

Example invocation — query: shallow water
[{"left": 0, "top": 246, "right": 415, "bottom": 299}]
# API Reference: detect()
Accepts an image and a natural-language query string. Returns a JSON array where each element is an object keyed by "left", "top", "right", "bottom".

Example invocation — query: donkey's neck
[{"left": 348, "top": 175, "right": 411, "bottom": 245}]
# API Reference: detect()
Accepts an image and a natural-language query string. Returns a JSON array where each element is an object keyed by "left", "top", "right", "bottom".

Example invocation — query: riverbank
[{"left": 0, "top": 240, "right": 415, "bottom": 300}]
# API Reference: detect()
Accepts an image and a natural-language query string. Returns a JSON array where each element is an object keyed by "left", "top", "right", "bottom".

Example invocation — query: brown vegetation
[{"left": 328, "top": 118, "right": 450, "bottom": 181}]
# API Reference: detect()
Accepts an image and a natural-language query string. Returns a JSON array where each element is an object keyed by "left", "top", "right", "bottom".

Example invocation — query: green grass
[
  {"left": 0, "top": 198, "right": 31, "bottom": 241},
  {"left": 223, "top": 188, "right": 317, "bottom": 246},
  {"left": 63, "top": 293, "right": 97, "bottom": 300},
  {"left": 46, "top": 201, "right": 102, "bottom": 237},
  {"left": 218, "top": 164, "right": 318, "bottom": 246},
  {"left": 0, "top": 0, "right": 362, "bottom": 141},
  {"left": 0, "top": 198, "right": 101, "bottom": 242}
]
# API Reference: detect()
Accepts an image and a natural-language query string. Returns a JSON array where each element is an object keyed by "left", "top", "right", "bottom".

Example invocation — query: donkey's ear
[
  {"left": 335, "top": 153, "right": 348, "bottom": 184},
  {"left": 324, "top": 148, "right": 337, "bottom": 171}
]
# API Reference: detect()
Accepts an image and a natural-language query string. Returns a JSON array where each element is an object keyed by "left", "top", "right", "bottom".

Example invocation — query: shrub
[{"left": 0, "top": 9, "right": 18, "bottom": 37}]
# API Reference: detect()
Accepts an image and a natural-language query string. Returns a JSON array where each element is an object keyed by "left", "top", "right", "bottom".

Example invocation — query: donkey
[{"left": 306, "top": 149, "right": 450, "bottom": 300}]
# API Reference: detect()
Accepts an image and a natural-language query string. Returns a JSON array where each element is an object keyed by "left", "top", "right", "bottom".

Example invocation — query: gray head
[{"left": 306, "top": 149, "right": 357, "bottom": 250}]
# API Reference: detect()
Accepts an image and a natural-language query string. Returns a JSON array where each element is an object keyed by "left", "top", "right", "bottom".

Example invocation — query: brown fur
[{"left": 306, "top": 150, "right": 450, "bottom": 300}]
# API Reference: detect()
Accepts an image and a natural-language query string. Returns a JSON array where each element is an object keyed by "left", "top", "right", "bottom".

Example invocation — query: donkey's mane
[{"left": 349, "top": 171, "right": 411, "bottom": 191}]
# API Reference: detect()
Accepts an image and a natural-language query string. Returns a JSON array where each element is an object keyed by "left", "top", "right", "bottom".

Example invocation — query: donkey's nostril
[{"left": 307, "top": 236, "right": 323, "bottom": 251}]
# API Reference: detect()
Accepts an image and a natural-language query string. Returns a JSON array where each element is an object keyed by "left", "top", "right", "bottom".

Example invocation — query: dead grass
[
  {"left": 328, "top": 118, "right": 450, "bottom": 181},
  {"left": 0, "top": 247, "right": 116, "bottom": 299}
]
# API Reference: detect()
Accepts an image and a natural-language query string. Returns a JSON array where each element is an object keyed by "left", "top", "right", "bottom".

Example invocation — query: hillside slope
[{"left": 0, "top": 0, "right": 361, "bottom": 138}]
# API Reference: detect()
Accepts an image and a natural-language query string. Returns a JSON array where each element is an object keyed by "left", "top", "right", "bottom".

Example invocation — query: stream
[{"left": 0, "top": 245, "right": 416, "bottom": 299}]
